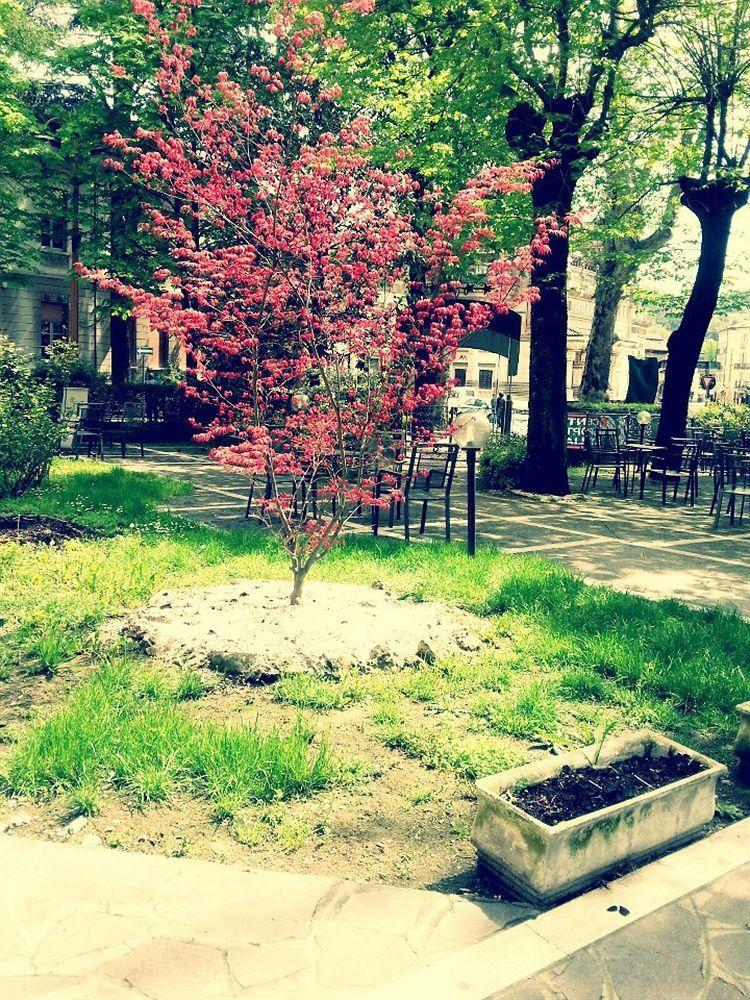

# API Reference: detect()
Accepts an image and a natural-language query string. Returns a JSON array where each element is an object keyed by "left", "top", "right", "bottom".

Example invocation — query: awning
[{"left": 458, "top": 309, "right": 522, "bottom": 377}]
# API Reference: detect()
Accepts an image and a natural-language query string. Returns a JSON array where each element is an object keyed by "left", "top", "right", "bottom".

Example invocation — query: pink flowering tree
[{"left": 82, "top": 0, "right": 560, "bottom": 603}]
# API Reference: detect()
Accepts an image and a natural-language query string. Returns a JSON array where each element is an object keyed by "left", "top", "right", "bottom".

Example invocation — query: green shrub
[
  {"left": 0, "top": 338, "right": 59, "bottom": 499},
  {"left": 478, "top": 434, "right": 526, "bottom": 491},
  {"left": 32, "top": 340, "right": 107, "bottom": 403},
  {"left": 692, "top": 402, "right": 750, "bottom": 439}
]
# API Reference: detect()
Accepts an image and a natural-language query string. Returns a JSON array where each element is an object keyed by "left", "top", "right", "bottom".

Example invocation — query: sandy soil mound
[{"left": 124, "top": 579, "right": 486, "bottom": 679}]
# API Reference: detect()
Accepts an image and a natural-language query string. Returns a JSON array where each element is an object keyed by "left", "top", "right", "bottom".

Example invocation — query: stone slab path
[
  {"left": 118, "top": 446, "right": 750, "bottom": 618},
  {"left": 0, "top": 834, "right": 532, "bottom": 999},
  {"left": 492, "top": 862, "right": 750, "bottom": 999},
  {"left": 3, "top": 819, "right": 750, "bottom": 999}
]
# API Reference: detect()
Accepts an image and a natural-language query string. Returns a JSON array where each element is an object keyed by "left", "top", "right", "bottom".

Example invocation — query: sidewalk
[{"left": 2, "top": 819, "right": 749, "bottom": 999}]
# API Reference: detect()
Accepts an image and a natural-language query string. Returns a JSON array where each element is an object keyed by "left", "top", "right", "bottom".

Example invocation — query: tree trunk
[
  {"left": 522, "top": 163, "right": 573, "bottom": 495},
  {"left": 290, "top": 568, "right": 307, "bottom": 605},
  {"left": 656, "top": 179, "right": 748, "bottom": 446},
  {"left": 579, "top": 253, "right": 628, "bottom": 399}
]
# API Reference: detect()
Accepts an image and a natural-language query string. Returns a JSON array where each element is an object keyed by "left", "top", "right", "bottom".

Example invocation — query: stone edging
[{"left": 367, "top": 817, "right": 750, "bottom": 1000}]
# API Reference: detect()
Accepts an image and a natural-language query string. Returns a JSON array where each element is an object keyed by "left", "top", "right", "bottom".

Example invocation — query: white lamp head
[{"left": 452, "top": 409, "right": 492, "bottom": 448}]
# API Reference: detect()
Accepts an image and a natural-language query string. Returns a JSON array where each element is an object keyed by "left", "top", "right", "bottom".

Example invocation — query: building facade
[{"left": 716, "top": 319, "right": 750, "bottom": 404}]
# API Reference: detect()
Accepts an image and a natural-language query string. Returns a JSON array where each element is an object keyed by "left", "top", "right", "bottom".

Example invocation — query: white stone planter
[{"left": 471, "top": 729, "right": 726, "bottom": 906}]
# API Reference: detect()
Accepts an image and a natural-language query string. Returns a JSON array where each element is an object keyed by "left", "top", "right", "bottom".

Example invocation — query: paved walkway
[
  {"left": 120, "top": 446, "right": 750, "bottom": 617},
  {"left": 2, "top": 820, "right": 749, "bottom": 999},
  {"left": 493, "top": 863, "right": 750, "bottom": 999}
]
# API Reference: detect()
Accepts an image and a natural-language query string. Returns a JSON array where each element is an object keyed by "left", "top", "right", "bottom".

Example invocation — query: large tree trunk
[
  {"left": 579, "top": 252, "right": 628, "bottom": 399},
  {"left": 656, "top": 179, "right": 748, "bottom": 446},
  {"left": 522, "top": 163, "right": 573, "bottom": 495}
]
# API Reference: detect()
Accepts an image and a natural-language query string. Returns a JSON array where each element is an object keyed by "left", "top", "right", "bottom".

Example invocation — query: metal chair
[
  {"left": 403, "top": 442, "right": 459, "bottom": 542},
  {"left": 72, "top": 403, "right": 105, "bottom": 459},
  {"left": 581, "top": 418, "right": 626, "bottom": 494},
  {"left": 106, "top": 401, "right": 146, "bottom": 458},
  {"left": 646, "top": 440, "right": 702, "bottom": 506},
  {"left": 712, "top": 447, "right": 750, "bottom": 526}
]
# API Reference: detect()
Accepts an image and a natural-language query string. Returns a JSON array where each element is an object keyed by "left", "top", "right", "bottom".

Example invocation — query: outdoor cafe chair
[
  {"left": 72, "top": 403, "right": 106, "bottom": 460},
  {"left": 581, "top": 419, "right": 626, "bottom": 495},
  {"left": 646, "top": 440, "right": 702, "bottom": 506},
  {"left": 711, "top": 447, "right": 750, "bottom": 526},
  {"left": 106, "top": 401, "right": 146, "bottom": 458},
  {"left": 402, "top": 442, "right": 459, "bottom": 542}
]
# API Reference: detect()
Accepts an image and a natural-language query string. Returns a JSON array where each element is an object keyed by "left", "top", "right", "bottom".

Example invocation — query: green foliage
[
  {"left": 568, "top": 402, "right": 660, "bottom": 415},
  {"left": 32, "top": 341, "right": 107, "bottom": 402},
  {"left": 5, "top": 659, "right": 337, "bottom": 808},
  {"left": 478, "top": 434, "right": 526, "bottom": 491},
  {"left": 0, "top": 339, "right": 58, "bottom": 499},
  {"left": 692, "top": 403, "right": 750, "bottom": 438}
]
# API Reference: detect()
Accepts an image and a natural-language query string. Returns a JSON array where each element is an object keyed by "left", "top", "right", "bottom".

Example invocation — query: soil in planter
[
  {"left": 508, "top": 751, "right": 707, "bottom": 826},
  {"left": 0, "top": 516, "right": 92, "bottom": 546}
]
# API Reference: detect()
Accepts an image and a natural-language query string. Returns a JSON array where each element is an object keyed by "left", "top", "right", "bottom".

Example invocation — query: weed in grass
[
  {"left": 26, "top": 631, "right": 78, "bottom": 676},
  {"left": 472, "top": 682, "right": 558, "bottom": 739},
  {"left": 68, "top": 782, "right": 101, "bottom": 817},
  {"left": 273, "top": 673, "right": 363, "bottom": 711},
  {"left": 127, "top": 765, "right": 175, "bottom": 806},
  {"left": 212, "top": 792, "right": 246, "bottom": 822},
  {"left": 275, "top": 818, "right": 312, "bottom": 852},
  {"left": 232, "top": 818, "right": 267, "bottom": 847},
  {"left": 409, "top": 788, "right": 434, "bottom": 806},
  {"left": 398, "top": 669, "right": 445, "bottom": 703},
  {"left": 174, "top": 670, "right": 208, "bottom": 701}
]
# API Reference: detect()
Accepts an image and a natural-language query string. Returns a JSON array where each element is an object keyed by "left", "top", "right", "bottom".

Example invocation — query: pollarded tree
[
  {"left": 81, "top": 0, "right": 556, "bottom": 603},
  {"left": 646, "top": 0, "right": 750, "bottom": 445}
]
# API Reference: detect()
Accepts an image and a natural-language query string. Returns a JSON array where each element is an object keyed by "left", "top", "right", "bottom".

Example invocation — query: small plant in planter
[{"left": 471, "top": 729, "right": 725, "bottom": 906}]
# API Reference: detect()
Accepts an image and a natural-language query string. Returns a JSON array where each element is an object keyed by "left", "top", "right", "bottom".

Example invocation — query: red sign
[{"left": 700, "top": 373, "right": 716, "bottom": 392}]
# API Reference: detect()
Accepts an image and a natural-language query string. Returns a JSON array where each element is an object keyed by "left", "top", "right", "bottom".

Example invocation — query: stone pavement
[
  {"left": 2, "top": 819, "right": 749, "bottom": 999},
  {"left": 493, "top": 863, "right": 750, "bottom": 999},
  {"left": 0, "top": 834, "right": 532, "bottom": 999},
  {"left": 119, "top": 446, "right": 750, "bottom": 618}
]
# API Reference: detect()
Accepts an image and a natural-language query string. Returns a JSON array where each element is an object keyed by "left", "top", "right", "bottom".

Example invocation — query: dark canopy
[{"left": 458, "top": 309, "right": 522, "bottom": 377}]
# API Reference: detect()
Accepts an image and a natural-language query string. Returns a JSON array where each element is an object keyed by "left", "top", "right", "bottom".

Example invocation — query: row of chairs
[
  {"left": 582, "top": 422, "right": 750, "bottom": 523},
  {"left": 244, "top": 439, "right": 460, "bottom": 541}
]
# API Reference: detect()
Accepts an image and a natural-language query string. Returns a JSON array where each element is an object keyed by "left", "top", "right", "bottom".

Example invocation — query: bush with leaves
[
  {"left": 692, "top": 402, "right": 750, "bottom": 439},
  {"left": 478, "top": 434, "right": 526, "bottom": 491},
  {"left": 0, "top": 338, "right": 59, "bottom": 498},
  {"left": 32, "top": 340, "right": 107, "bottom": 405}
]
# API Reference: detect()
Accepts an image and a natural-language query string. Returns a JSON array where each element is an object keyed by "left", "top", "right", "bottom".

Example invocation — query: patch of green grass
[
  {"left": 174, "top": 669, "right": 208, "bottom": 701},
  {"left": 0, "top": 461, "right": 193, "bottom": 534},
  {"left": 68, "top": 781, "right": 102, "bottom": 817},
  {"left": 558, "top": 666, "right": 617, "bottom": 702},
  {"left": 273, "top": 673, "right": 363, "bottom": 711},
  {"left": 372, "top": 701, "right": 518, "bottom": 778},
  {"left": 4, "top": 659, "right": 338, "bottom": 810},
  {"left": 471, "top": 681, "right": 558, "bottom": 739}
]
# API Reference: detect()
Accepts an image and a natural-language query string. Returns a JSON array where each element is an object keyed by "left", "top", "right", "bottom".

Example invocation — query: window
[
  {"left": 453, "top": 366, "right": 467, "bottom": 386},
  {"left": 478, "top": 368, "right": 493, "bottom": 389},
  {"left": 40, "top": 300, "right": 68, "bottom": 352},
  {"left": 41, "top": 215, "right": 68, "bottom": 251},
  {"left": 41, "top": 193, "right": 68, "bottom": 250}
]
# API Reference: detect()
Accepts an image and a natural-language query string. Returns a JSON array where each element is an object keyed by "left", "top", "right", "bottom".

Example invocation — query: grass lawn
[{"left": 0, "top": 459, "right": 747, "bottom": 890}]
